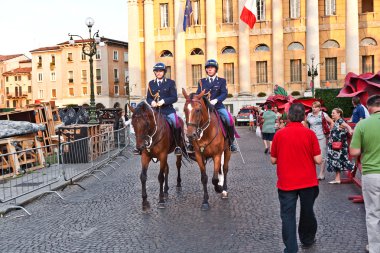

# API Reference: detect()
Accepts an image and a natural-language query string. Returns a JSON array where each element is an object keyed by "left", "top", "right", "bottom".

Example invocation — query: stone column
[
  {"left": 127, "top": 0, "right": 142, "bottom": 97},
  {"left": 272, "top": 0, "right": 284, "bottom": 85},
  {"left": 306, "top": 0, "right": 320, "bottom": 88},
  {"left": 238, "top": 0, "right": 251, "bottom": 96},
  {"left": 144, "top": 0, "right": 155, "bottom": 86},
  {"left": 346, "top": 0, "right": 360, "bottom": 74},
  {"left": 206, "top": 0, "right": 217, "bottom": 60},
  {"left": 174, "top": 0, "right": 187, "bottom": 95}
]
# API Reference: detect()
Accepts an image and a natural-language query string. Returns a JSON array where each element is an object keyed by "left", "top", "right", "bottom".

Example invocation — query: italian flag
[{"left": 240, "top": 0, "right": 257, "bottom": 29}]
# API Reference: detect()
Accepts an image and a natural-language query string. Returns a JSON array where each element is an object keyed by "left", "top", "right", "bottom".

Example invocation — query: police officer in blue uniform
[
  {"left": 189, "top": 59, "right": 238, "bottom": 152},
  {"left": 145, "top": 62, "right": 183, "bottom": 156}
]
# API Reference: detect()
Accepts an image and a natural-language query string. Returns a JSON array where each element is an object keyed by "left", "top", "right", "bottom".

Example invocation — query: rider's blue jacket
[
  {"left": 196, "top": 76, "right": 227, "bottom": 110},
  {"left": 146, "top": 78, "right": 178, "bottom": 115}
]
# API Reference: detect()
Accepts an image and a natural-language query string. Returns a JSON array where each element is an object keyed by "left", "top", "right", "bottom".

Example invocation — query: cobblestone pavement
[{"left": 0, "top": 128, "right": 367, "bottom": 253}]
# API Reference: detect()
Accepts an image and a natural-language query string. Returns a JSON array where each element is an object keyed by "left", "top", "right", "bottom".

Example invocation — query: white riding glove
[
  {"left": 210, "top": 99, "right": 218, "bottom": 105},
  {"left": 151, "top": 101, "right": 158, "bottom": 107},
  {"left": 157, "top": 99, "right": 165, "bottom": 106}
]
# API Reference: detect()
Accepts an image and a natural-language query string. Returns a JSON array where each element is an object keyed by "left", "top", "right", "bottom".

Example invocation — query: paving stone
[{"left": 0, "top": 127, "right": 367, "bottom": 252}]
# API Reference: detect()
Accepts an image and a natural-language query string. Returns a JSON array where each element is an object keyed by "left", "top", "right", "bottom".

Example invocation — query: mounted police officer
[
  {"left": 145, "top": 62, "right": 183, "bottom": 156},
  {"left": 189, "top": 59, "right": 238, "bottom": 152}
]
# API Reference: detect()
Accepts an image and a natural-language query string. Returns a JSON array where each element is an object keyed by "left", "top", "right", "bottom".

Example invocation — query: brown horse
[
  {"left": 182, "top": 88, "right": 232, "bottom": 210},
  {"left": 129, "top": 101, "right": 184, "bottom": 211}
]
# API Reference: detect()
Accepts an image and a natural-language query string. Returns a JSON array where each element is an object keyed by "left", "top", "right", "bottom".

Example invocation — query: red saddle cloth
[{"left": 215, "top": 111, "right": 240, "bottom": 138}]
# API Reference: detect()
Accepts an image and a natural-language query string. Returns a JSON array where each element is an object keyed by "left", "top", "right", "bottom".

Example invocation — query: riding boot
[
  {"left": 173, "top": 128, "right": 182, "bottom": 156},
  {"left": 228, "top": 126, "right": 238, "bottom": 152}
]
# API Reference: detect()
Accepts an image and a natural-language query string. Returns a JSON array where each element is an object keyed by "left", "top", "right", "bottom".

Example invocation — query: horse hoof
[
  {"left": 176, "top": 186, "right": 182, "bottom": 192},
  {"left": 158, "top": 202, "right": 166, "bottom": 209},
  {"left": 221, "top": 191, "right": 229, "bottom": 199},
  {"left": 214, "top": 185, "right": 223, "bottom": 193},
  {"left": 142, "top": 202, "right": 151, "bottom": 211},
  {"left": 163, "top": 193, "right": 169, "bottom": 200},
  {"left": 201, "top": 203, "right": 210, "bottom": 211}
]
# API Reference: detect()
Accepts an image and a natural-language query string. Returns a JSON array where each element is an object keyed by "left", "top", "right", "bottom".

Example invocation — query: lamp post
[
  {"left": 68, "top": 17, "right": 102, "bottom": 124},
  {"left": 305, "top": 54, "right": 322, "bottom": 98},
  {"left": 125, "top": 77, "right": 136, "bottom": 117}
]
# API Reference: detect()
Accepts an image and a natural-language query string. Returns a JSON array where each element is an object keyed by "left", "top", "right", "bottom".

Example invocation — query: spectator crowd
[{"left": 251, "top": 95, "right": 379, "bottom": 253}]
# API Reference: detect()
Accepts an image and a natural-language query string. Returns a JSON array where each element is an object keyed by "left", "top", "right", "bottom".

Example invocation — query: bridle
[
  {"left": 185, "top": 98, "right": 211, "bottom": 140},
  {"left": 134, "top": 101, "right": 159, "bottom": 149}
]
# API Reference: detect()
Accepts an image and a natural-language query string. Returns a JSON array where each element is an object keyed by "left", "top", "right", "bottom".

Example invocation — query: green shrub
[
  {"left": 257, "top": 92, "right": 267, "bottom": 97},
  {"left": 291, "top": 91, "right": 301, "bottom": 96},
  {"left": 315, "top": 88, "right": 353, "bottom": 117}
]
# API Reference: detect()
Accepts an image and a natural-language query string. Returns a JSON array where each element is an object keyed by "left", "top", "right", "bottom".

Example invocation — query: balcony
[
  {"left": 114, "top": 78, "right": 119, "bottom": 83},
  {"left": 37, "top": 62, "right": 42, "bottom": 68},
  {"left": 50, "top": 62, "right": 55, "bottom": 70},
  {"left": 68, "top": 78, "right": 74, "bottom": 83},
  {"left": 359, "top": 12, "right": 380, "bottom": 28}
]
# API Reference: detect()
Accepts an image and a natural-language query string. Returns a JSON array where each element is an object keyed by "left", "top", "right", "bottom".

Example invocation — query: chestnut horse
[
  {"left": 129, "top": 101, "right": 184, "bottom": 211},
  {"left": 182, "top": 89, "right": 232, "bottom": 210}
]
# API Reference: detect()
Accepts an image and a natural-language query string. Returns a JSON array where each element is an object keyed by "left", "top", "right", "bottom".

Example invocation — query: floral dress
[{"left": 326, "top": 118, "right": 354, "bottom": 172}]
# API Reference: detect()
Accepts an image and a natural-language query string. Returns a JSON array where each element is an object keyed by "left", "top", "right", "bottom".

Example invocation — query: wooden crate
[
  {"left": 99, "top": 124, "right": 114, "bottom": 154},
  {"left": 58, "top": 124, "right": 100, "bottom": 163},
  {"left": 0, "top": 134, "right": 45, "bottom": 178}
]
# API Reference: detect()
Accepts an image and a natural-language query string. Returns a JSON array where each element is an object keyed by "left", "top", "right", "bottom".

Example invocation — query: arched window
[
  {"left": 160, "top": 50, "right": 173, "bottom": 57},
  {"left": 360, "top": 37, "right": 377, "bottom": 46},
  {"left": 287, "top": 42, "right": 304, "bottom": 50},
  {"left": 190, "top": 48, "right": 204, "bottom": 55},
  {"left": 221, "top": 46, "right": 236, "bottom": 54},
  {"left": 255, "top": 44, "right": 270, "bottom": 52},
  {"left": 321, "top": 40, "right": 340, "bottom": 48}
]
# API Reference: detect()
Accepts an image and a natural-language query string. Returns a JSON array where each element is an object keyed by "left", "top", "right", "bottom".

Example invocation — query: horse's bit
[{"left": 135, "top": 101, "right": 158, "bottom": 150}]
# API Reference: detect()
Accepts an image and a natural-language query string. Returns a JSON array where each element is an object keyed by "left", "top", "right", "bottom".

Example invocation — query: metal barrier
[
  {"left": 0, "top": 144, "right": 63, "bottom": 215},
  {"left": 59, "top": 126, "right": 133, "bottom": 190},
  {"left": 0, "top": 126, "right": 135, "bottom": 216}
]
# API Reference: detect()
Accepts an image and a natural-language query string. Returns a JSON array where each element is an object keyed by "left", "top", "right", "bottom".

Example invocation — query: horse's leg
[
  {"left": 140, "top": 153, "right": 151, "bottom": 211},
  {"left": 212, "top": 154, "right": 223, "bottom": 193},
  {"left": 222, "top": 149, "right": 232, "bottom": 199},
  {"left": 164, "top": 162, "right": 169, "bottom": 199},
  {"left": 176, "top": 155, "right": 182, "bottom": 190},
  {"left": 157, "top": 155, "right": 167, "bottom": 209},
  {"left": 195, "top": 153, "right": 209, "bottom": 210}
]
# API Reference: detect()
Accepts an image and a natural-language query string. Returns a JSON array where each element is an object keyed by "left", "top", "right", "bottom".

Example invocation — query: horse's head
[
  {"left": 182, "top": 88, "right": 208, "bottom": 140},
  {"left": 131, "top": 101, "right": 157, "bottom": 151}
]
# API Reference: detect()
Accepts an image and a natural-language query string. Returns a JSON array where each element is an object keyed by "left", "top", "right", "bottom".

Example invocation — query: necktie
[{"left": 158, "top": 81, "right": 161, "bottom": 86}]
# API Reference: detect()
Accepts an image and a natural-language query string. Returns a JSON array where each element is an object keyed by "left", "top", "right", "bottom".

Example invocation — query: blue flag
[{"left": 183, "top": 0, "right": 192, "bottom": 31}]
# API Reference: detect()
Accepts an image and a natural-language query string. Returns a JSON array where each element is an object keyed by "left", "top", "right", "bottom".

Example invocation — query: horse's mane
[
  {"left": 134, "top": 101, "right": 151, "bottom": 115},
  {"left": 189, "top": 93, "right": 215, "bottom": 112}
]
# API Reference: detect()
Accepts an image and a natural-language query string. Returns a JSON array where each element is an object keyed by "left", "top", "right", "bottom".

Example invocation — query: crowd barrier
[{"left": 0, "top": 126, "right": 135, "bottom": 215}]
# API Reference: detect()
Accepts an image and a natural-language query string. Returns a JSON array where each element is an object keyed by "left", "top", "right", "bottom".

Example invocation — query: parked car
[{"left": 235, "top": 106, "right": 257, "bottom": 126}]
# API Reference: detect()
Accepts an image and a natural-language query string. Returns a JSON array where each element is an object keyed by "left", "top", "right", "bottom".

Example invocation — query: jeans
[
  {"left": 362, "top": 174, "right": 380, "bottom": 253},
  {"left": 278, "top": 186, "right": 319, "bottom": 253},
  {"left": 217, "top": 108, "right": 232, "bottom": 126},
  {"left": 166, "top": 113, "right": 179, "bottom": 128}
]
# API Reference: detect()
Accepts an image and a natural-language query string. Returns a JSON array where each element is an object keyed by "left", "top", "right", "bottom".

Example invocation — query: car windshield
[{"left": 238, "top": 109, "right": 251, "bottom": 114}]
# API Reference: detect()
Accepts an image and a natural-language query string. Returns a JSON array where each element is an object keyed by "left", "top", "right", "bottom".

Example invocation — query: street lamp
[
  {"left": 305, "top": 54, "right": 323, "bottom": 98},
  {"left": 125, "top": 77, "right": 136, "bottom": 117},
  {"left": 68, "top": 17, "right": 102, "bottom": 124}
]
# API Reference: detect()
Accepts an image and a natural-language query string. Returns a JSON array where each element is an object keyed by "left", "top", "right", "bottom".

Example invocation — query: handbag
[
  {"left": 256, "top": 126, "right": 262, "bottom": 137},
  {"left": 321, "top": 113, "right": 330, "bottom": 135},
  {"left": 332, "top": 141, "right": 342, "bottom": 150}
]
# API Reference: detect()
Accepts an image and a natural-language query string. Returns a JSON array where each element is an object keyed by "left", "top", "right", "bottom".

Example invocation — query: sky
[{"left": 0, "top": 0, "right": 128, "bottom": 57}]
